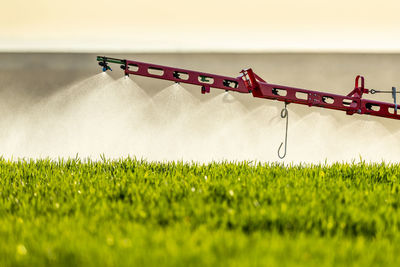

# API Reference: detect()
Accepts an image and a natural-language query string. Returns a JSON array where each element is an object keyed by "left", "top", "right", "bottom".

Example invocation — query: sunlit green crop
[{"left": 1, "top": 158, "right": 400, "bottom": 266}]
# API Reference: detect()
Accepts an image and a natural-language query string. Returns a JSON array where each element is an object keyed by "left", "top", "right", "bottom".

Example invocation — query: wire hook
[{"left": 278, "top": 102, "right": 289, "bottom": 159}]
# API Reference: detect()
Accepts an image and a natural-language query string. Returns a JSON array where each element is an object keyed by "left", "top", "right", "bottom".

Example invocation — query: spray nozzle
[{"left": 99, "top": 61, "right": 112, "bottom": 72}]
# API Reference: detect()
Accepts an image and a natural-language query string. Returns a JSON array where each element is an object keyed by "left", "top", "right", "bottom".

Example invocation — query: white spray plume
[{"left": 1, "top": 72, "right": 400, "bottom": 164}]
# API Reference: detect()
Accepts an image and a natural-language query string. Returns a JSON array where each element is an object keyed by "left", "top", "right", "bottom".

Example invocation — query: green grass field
[{"left": 1, "top": 158, "right": 400, "bottom": 266}]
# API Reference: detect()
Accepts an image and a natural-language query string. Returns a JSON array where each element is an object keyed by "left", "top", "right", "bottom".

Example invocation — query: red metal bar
[
  {"left": 97, "top": 56, "right": 399, "bottom": 121},
  {"left": 242, "top": 70, "right": 400, "bottom": 119},
  {"left": 123, "top": 58, "right": 249, "bottom": 94}
]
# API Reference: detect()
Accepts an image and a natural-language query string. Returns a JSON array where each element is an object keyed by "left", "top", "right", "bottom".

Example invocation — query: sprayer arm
[
  {"left": 97, "top": 56, "right": 400, "bottom": 121},
  {"left": 97, "top": 56, "right": 249, "bottom": 94}
]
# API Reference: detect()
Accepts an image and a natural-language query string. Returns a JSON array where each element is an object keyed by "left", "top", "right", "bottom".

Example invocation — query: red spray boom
[{"left": 97, "top": 56, "right": 398, "bottom": 158}]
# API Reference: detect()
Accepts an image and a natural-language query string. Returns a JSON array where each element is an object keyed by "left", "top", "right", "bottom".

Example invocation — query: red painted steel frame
[
  {"left": 241, "top": 69, "right": 400, "bottom": 120},
  {"left": 122, "top": 58, "right": 249, "bottom": 94},
  {"left": 99, "top": 56, "right": 400, "bottom": 120}
]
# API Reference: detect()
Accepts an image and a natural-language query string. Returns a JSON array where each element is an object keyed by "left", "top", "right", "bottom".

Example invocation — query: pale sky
[{"left": 1, "top": 0, "right": 400, "bottom": 52}]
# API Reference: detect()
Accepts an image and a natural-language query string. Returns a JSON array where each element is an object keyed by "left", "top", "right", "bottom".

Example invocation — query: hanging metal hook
[{"left": 278, "top": 102, "right": 289, "bottom": 159}]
